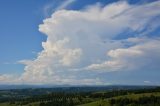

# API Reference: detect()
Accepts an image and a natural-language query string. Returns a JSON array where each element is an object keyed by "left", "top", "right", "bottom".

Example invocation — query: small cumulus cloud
[{"left": 144, "top": 80, "right": 151, "bottom": 83}]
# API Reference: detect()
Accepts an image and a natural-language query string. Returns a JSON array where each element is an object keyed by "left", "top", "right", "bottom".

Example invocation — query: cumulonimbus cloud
[{"left": 1, "top": 1, "right": 160, "bottom": 85}]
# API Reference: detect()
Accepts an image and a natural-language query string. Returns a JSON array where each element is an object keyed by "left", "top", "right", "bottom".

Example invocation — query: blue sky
[
  {"left": 0, "top": 0, "right": 160, "bottom": 85},
  {"left": 0, "top": 0, "right": 47, "bottom": 74}
]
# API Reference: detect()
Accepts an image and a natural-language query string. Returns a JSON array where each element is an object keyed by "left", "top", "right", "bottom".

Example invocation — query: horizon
[
  {"left": 0, "top": 0, "right": 160, "bottom": 86},
  {"left": 0, "top": 84, "right": 158, "bottom": 90}
]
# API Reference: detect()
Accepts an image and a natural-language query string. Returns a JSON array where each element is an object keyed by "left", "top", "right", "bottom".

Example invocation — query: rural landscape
[
  {"left": 0, "top": 0, "right": 160, "bottom": 105},
  {"left": 0, "top": 85, "right": 160, "bottom": 106}
]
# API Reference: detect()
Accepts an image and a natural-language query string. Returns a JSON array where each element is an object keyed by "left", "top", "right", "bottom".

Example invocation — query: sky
[{"left": 0, "top": 0, "right": 160, "bottom": 85}]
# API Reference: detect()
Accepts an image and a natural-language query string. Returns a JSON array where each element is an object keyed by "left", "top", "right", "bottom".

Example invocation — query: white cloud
[
  {"left": 1, "top": 1, "right": 160, "bottom": 84},
  {"left": 0, "top": 74, "right": 21, "bottom": 84},
  {"left": 86, "top": 38, "right": 160, "bottom": 72},
  {"left": 144, "top": 80, "right": 151, "bottom": 83},
  {"left": 43, "top": 0, "right": 76, "bottom": 17},
  {"left": 18, "top": 60, "right": 33, "bottom": 65},
  {"left": 56, "top": 0, "right": 76, "bottom": 10}
]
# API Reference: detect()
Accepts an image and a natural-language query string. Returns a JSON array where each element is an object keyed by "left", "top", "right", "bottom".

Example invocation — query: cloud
[
  {"left": 43, "top": 0, "right": 76, "bottom": 17},
  {"left": 1, "top": 1, "right": 160, "bottom": 85},
  {"left": 18, "top": 60, "right": 33, "bottom": 65},
  {"left": 56, "top": 0, "right": 76, "bottom": 10},
  {"left": 144, "top": 80, "right": 151, "bottom": 84},
  {"left": 0, "top": 74, "right": 21, "bottom": 84},
  {"left": 2, "top": 62, "right": 18, "bottom": 65},
  {"left": 43, "top": 1, "right": 56, "bottom": 17},
  {"left": 86, "top": 38, "right": 160, "bottom": 72}
]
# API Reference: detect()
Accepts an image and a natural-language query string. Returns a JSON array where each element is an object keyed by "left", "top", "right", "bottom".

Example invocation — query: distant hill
[{"left": 0, "top": 84, "right": 157, "bottom": 90}]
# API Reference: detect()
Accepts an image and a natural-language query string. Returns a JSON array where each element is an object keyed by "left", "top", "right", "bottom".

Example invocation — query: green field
[{"left": 78, "top": 92, "right": 160, "bottom": 106}]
